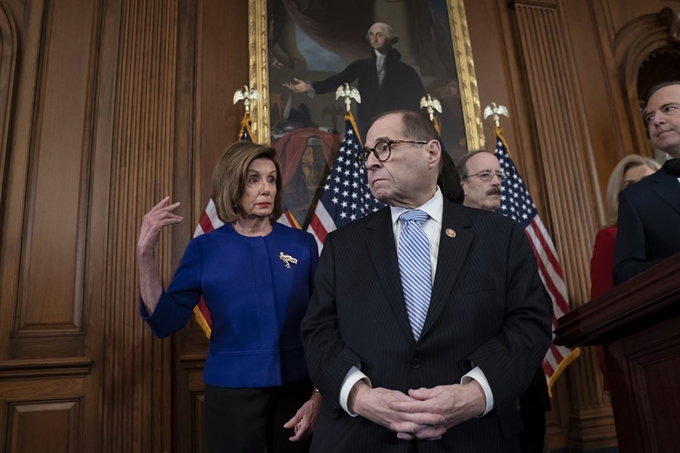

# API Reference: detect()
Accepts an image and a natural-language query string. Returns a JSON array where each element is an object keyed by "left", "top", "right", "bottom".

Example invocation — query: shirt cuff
[
  {"left": 307, "top": 81, "right": 316, "bottom": 98},
  {"left": 461, "top": 366, "right": 494, "bottom": 416},
  {"left": 339, "top": 366, "right": 372, "bottom": 416}
]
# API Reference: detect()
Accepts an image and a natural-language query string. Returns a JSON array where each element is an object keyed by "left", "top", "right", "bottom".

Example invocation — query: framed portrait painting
[{"left": 248, "top": 0, "right": 483, "bottom": 228}]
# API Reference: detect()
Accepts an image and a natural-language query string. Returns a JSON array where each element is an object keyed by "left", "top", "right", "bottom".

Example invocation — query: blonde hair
[
  {"left": 212, "top": 141, "right": 283, "bottom": 224},
  {"left": 605, "top": 155, "right": 660, "bottom": 225}
]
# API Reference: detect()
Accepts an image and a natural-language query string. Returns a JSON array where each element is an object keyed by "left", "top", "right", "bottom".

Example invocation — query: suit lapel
[
  {"left": 651, "top": 170, "right": 680, "bottom": 216},
  {"left": 419, "top": 201, "right": 474, "bottom": 341},
  {"left": 366, "top": 208, "right": 415, "bottom": 344}
]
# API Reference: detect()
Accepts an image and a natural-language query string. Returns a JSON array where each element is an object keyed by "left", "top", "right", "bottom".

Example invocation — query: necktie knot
[{"left": 400, "top": 209, "right": 428, "bottom": 225}]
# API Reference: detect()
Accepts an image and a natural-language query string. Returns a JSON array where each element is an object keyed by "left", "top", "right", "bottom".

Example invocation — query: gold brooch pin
[
  {"left": 279, "top": 252, "right": 298, "bottom": 269},
  {"left": 445, "top": 228, "right": 456, "bottom": 238}
]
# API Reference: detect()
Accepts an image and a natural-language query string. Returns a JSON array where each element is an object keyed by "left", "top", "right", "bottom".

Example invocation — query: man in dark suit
[
  {"left": 457, "top": 150, "right": 551, "bottom": 453},
  {"left": 284, "top": 23, "right": 426, "bottom": 137},
  {"left": 614, "top": 81, "right": 680, "bottom": 285},
  {"left": 302, "top": 110, "right": 552, "bottom": 452}
]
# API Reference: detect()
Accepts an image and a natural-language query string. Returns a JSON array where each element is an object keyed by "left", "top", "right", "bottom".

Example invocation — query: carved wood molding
[
  {"left": 508, "top": 0, "right": 558, "bottom": 8},
  {"left": 568, "top": 406, "right": 618, "bottom": 449},
  {"left": 99, "top": 0, "right": 177, "bottom": 451},
  {"left": 511, "top": 2, "right": 614, "bottom": 446},
  {"left": 178, "top": 353, "right": 206, "bottom": 374},
  {"left": 512, "top": 2, "right": 599, "bottom": 323},
  {"left": 555, "top": 254, "right": 680, "bottom": 347},
  {"left": 658, "top": 7, "right": 680, "bottom": 43},
  {"left": 0, "top": 357, "right": 93, "bottom": 380},
  {"left": 613, "top": 7, "right": 680, "bottom": 160},
  {"left": 0, "top": 0, "right": 16, "bottom": 207}
]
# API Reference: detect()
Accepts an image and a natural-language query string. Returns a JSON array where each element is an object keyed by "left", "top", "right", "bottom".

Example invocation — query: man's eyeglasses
[
  {"left": 355, "top": 139, "right": 429, "bottom": 166},
  {"left": 464, "top": 171, "right": 506, "bottom": 183}
]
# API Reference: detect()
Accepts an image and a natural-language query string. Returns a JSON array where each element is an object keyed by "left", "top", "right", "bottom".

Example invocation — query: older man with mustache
[
  {"left": 614, "top": 81, "right": 680, "bottom": 284},
  {"left": 456, "top": 151, "right": 504, "bottom": 211},
  {"left": 456, "top": 150, "right": 550, "bottom": 453}
]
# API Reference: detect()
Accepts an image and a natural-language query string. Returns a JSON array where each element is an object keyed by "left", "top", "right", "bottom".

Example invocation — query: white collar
[{"left": 390, "top": 187, "right": 443, "bottom": 226}]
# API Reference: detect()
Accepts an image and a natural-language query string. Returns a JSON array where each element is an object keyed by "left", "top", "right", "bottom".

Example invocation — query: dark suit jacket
[
  {"left": 302, "top": 200, "right": 552, "bottom": 452},
  {"left": 613, "top": 169, "right": 680, "bottom": 285},
  {"left": 312, "top": 48, "right": 426, "bottom": 137}
]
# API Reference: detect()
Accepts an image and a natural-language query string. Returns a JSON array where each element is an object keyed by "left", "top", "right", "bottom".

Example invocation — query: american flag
[
  {"left": 494, "top": 127, "right": 580, "bottom": 395},
  {"left": 307, "top": 112, "right": 383, "bottom": 249},
  {"left": 191, "top": 113, "right": 256, "bottom": 338}
]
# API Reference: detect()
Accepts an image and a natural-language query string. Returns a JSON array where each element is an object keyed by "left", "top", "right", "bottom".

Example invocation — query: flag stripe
[
  {"left": 525, "top": 227, "right": 570, "bottom": 315},
  {"left": 191, "top": 116, "right": 253, "bottom": 339},
  {"left": 307, "top": 112, "right": 382, "bottom": 252},
  {"left": 493, "top": 126, "right": 579, "bottom": 395},
  {"left": 526, "top": 221, "right": 569, "bottom": 303}
]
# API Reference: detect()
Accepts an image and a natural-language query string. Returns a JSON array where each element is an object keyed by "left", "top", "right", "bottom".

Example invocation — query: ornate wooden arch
[
  {"left": 615, "top": 6, "right": 680, "bottom": 157},
  {"left": 0, "top": 0, "right": 17, "bottom": 206}
]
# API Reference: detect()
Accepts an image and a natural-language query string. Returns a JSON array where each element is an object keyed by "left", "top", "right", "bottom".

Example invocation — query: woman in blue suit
[{"left": 137, "top": 141, "right": 320, "bottom": 453}]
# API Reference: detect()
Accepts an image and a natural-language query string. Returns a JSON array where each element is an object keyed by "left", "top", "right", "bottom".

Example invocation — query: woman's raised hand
[{"left": 137, "top": 197, "right": 183, "bottom": 255}]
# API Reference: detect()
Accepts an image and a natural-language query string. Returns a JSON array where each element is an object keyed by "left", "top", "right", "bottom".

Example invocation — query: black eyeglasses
[
  {"left": 355, "top": 139, "right": 429, "bottom": 166},
  {"left": 464, "top": 171, "right": 505, "bottom": 182}
]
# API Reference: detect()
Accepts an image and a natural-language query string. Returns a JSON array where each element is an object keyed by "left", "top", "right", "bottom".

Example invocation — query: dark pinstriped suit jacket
[{"left": 301, "top": 200, "right": 552, "bottom": 452}]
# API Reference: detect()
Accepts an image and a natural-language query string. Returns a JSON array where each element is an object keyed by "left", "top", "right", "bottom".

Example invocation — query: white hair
[{"left": 366, "top": 22, "right": 399, "bottom": 45}]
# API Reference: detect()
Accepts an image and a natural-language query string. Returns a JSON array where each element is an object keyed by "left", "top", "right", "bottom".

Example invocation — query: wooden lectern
[{"left": 554, "top": 253, "right": 680, "bottom": 453}]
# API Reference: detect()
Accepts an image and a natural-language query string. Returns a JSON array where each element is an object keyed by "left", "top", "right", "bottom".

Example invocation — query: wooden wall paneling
[
  {"left": 7, "top": 400, "right": 79, "bottom": 453},
  {"left": 509, "top": 0, "right": 615, "bottom": 450},
  {"left": 562, "top": 0, "right": 629, "bottom": 217},
  {"left": 0, "top": 0, "right": 108, "bottom": 451},
  {"left": 0, "top": 7, "right": 106, "bottom": 434},
  {"left": 171, "top": 0, "right": 197, "bottom": 450},
  {"left": 0, "top": 377, "right": 85, "bottom": 453},
  {"left": 99, "top": 0, "right": 177, "bottom": 451},
  {"left": 14, "top": 0, "right": 100, "bottom": 338},
  {"left": 0, "top": 0, "right": 45, "bottom": 362},
  {"left": 602, "top": 0, "right": 678, "bottom": 41},
  {"left": 588, "top": 0, "right": 658, "bottom": 202},
  {"left": 466, "top": 0, "right": 579, "bottom": 448},
  {"left": 466, "top": 0, "right": 560, "bottom": 257},
  {"left": 0, "top": 0, "right": 16, "bottom": 207},
  {"left": 171, "top": 0, "right": 250, "bottom": 450},
  {"left": 194, "top": 0, "right": 250, "bottom": 222}
]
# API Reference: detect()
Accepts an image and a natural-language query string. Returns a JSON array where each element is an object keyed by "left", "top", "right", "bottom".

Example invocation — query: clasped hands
[{"left": 349, "top": 380, "right": 486, "bottom": 441}]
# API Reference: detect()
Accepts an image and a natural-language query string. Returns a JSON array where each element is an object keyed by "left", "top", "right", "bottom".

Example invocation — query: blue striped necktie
[{"left": 397, "top": 209, "right": 432, "bottom": 341}]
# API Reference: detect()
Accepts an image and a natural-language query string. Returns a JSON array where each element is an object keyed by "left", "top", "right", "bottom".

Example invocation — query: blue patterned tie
[{"left": 397, "top": 209, "right": 432, "bottom": 341}]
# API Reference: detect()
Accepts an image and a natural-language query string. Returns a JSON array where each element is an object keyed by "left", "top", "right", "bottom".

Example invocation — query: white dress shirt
[
  {"left": 339, "top": 188, "right": 495, "bottom": 416},
  {"left": 375, "top": 50, "right": 386, "bottom": 86}
]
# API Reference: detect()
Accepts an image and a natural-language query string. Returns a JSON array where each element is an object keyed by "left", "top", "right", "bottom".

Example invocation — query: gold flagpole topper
[
  {"left": 335, "top": 83, "right": 361, "bottom": 113},
  {"left": 483, "top": 102, "right": 509, "bottom": 128},
  {"left": 420, "top": 94, "right": 442, "bottom": 122},
  {"left": 233, "top": 85, "right": 260, "bottom": 113}
]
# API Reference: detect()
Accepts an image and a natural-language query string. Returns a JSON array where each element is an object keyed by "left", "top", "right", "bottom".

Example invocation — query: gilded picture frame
[{"left": 247, "top": 0, "right": 484, "bottom": 150}]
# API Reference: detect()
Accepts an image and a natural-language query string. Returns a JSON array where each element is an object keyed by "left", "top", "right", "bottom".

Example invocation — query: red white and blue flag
[
  {"left": 191, "top": 112, "right": 255, "bottom": 338},
  {"left": 494, "top": 127, "right": 580, "bottom": 394},
  {"left": 306, "top": 112, "right": 383, "bottom": 249}
]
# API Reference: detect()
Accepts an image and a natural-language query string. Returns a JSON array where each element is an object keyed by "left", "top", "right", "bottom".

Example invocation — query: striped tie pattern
[{"left": 397, "top": 209, "right": 432, "bottom": 341}]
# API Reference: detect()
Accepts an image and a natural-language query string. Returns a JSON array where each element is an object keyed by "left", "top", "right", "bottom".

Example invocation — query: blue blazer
[
  {"left": 141, "top": 223, "right": 318, "bottom": 388},
  {"left": 614, "top": 169, "right": 680, "bottom": 285}
]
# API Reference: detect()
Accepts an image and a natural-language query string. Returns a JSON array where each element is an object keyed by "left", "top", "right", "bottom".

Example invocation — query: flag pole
[
  {"left": 192, "top": 84, "right": 262, "bottom": 340},
  {"left": 483, "top": 103, "right": 581, "bottom": 397},
  {"left": 420, "top": 94, "right": 443, "bottom": 136}
]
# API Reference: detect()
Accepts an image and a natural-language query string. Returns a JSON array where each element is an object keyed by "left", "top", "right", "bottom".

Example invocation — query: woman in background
[
  {"left": 137, "top": 142, "right": 320, "bottom": 453},
  {"left": 590, "top": 154, "right": 660, "bottom": 391}
]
